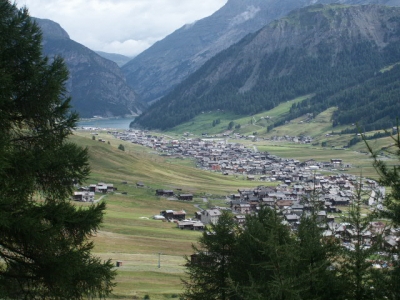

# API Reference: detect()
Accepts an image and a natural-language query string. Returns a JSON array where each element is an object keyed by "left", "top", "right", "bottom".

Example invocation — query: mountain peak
[{"left": 33, "top": 18, "right": 69, "bottom": 40}]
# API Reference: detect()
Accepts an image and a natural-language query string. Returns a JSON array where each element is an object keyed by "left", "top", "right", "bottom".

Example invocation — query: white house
[{"left": 200, "top": 209, "right": 222, "bottom": 225}]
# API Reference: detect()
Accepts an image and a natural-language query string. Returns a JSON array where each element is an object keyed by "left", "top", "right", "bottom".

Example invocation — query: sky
[{"left": 17, "top": 0, "right": 227, "bottom": 57}]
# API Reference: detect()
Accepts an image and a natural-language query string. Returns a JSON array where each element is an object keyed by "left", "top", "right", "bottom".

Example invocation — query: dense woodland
[{"left": 133, "top": 6, "right": 400, "bottom": 131}]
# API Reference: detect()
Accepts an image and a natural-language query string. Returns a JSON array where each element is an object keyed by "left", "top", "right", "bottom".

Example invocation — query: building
[{"left": 200, "top": 209, "right": 222, "bottom": 225}]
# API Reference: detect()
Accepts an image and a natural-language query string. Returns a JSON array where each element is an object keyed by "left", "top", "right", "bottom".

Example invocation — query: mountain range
[
  {"left": 32, "top": 0, "right": 400, "bottom": 130},
  {"left": 133, "top": 4, "right": 400, "bottom": 131},
  {"left": 35, "top": 18, "right": 146, "bottom": 118},
  {"left": 122, "top": 0, "right": 400, "bottom": 104}
]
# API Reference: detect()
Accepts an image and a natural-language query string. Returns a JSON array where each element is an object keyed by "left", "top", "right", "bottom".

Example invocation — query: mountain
[
  {"left": 95, "top": 51, "right": 132, "bottom": 67},
  {"left": 132, "top": 4, "right": 400, "bottom": 131},
  {"left": 34, "top": 18, "right": 146, "bottom": 118},
  {"left": 122, "top": 0, "right": 400, "bottom": 104}
]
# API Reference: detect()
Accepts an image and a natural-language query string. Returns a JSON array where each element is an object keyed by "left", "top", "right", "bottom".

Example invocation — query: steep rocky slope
[{"left": 35, "top": 18, "right": 145, "bottom": 118}]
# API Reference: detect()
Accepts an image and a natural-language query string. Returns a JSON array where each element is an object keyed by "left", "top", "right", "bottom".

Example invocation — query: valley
[
  {"left": 5, "top": 0, "right": 400, "bottom": 298},
  {"left": 72, "top": 110, "right": 398, "bottom": 298}
]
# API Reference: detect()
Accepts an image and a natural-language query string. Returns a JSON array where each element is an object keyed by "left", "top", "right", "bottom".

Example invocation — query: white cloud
[{"left": 17, "top": 0, "right": 227, "bottom": 56}]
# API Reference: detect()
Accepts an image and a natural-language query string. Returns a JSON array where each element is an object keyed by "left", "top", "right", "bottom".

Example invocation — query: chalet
[
  {"left": 89, "top": 183, "right": 115, "bottom": 193},
  {"left": 331, "top": 159, "right": 343, "bottom": 165},
  {"left": 291, "top": 204, "right": 304, "bottom": 216},
  {"left": 178, "top": 194, "right": 194, "bottom": 201},
  {"left": 232, "top": 203, "right": 251, "bottom": 214},
  {"left": 160, "top": 210, "right": 186, "bottom": 221},
  {"left": 234, "top": 215, "right": 246, "bottom": 224},
  {"left": 156, "top": 189, "right": 174, "bottom": 197},
  {"left": 200, "top": 209, "right": 222, "bottom": 225},
  {"left": 276, "top": 200, "right": 293, "bottom": 209},
  {"left": 97, "top": 185, "right": 108, "bottom": 193},
  {"left": 89, "top": 184, "right": 97, "bottom": 192},
  {"left": 230, "top": 194, "right": 241, "bottom": 200},
  {"left": 285, "top": 214, "right": 300, "bottom": 224},
  {"left": 317, "top": 211, "right": 327, "bottom": 223},
  {"left": 330, "top": 196, "right": 350, "bottom": 206},
  {"left": 177, "top": 221, "right": 205, "bottom": 230},
  {"left": 73, "top": 191, "right": 94, "bottom": 202},
  {"left": 384, "top": 236, "right": 399, "bottom": 250},
  {"left": 262, "top": 198, "right": 275, "bottom": 207},
  {"left": 293, "top": 185, "right": 304, "bottom": 192}
]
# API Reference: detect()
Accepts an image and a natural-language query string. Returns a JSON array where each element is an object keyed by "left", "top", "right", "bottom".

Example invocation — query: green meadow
[
  {"left": 72, "top": 98, "right": 399, "bottom": 298},
  {"left": 72, "top": 131, "right": 274, "bottom": 299}
]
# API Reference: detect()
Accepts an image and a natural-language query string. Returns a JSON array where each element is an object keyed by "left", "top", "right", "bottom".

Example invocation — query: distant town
[{"left": 76, "top": 128, "right": 397, "bottom": 267}]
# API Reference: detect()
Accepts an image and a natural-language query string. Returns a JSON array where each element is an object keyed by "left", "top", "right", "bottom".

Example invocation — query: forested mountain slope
[
  {"left": 122, "top": 0, "right": 400, "bottom": 104},
  {"left": 133, "top": 4, "right": 400, "bottom": 130},
  {"left": 35, "top": 18, "right": 146, "bottom": 118}
]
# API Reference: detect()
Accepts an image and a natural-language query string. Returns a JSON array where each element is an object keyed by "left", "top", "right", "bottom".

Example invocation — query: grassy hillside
[
  {"left": 168, "top": 95, "right": 354, "bottom": 140},
  {"left": 71, "top": 132, "right": 274, "bottom": 299},
  {"left": 73, "top": 133, "right": 267, "bottom": 195},
  {"left": 71, "top": 125, "right": 399, "bottom": 298}
]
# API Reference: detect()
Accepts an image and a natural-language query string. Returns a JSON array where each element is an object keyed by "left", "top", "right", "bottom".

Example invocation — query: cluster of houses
[
  {"left": 156, "top": 189, "right": 194, "bottom": 200},
  {"left": 111, "top": 130, "right": 347, "bottom": 179},
  {"left": 73, "top": 182, "right": 116, "bottom": 202},
  {"left": 86, "top": 129, "right": 397, "bottom": 257},
  {"left": 267, "top": 135, "right": 313, "bottom": 144},
  {"left": 155, "top": 208, "right": 224, "bottom": 231},
  {"left": 159, "top": 178, "right": 397, "bottom": 256}
]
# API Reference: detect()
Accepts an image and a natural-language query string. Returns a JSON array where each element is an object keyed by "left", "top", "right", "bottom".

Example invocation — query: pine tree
[
  {"left": 182, "top": 211, "right": 237, "bottom": 300},
  {"left": 0, "top": 1, "right": 115, "bottom": 298},
  {"left": 335, "top": 181, "right": 385, "bottom": 300},
  {"left": 230, "top": 207, "right": 298, "bottom": 300},
  {"left": 365, "top": 125, "right": 400, "bottom": 299}
]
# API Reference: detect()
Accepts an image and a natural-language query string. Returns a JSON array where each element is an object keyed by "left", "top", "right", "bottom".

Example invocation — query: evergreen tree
[
  {"left": 295, "top": 212, "right": 343, "bottom": 300},
  {"left": 230, "top": 207, "right": 298, "bottom": 300},
  {"left": 365, "top": 125, "right": 400, "bottom": 299},
  {"left": 0, "top": 1, "right": 115, "bottom": 298},
  {"left": 335, "top": 182, "right": 384, "bottom": 300},
  {"left": 182, "top": 211, "right": 237, "bottom": 300}
]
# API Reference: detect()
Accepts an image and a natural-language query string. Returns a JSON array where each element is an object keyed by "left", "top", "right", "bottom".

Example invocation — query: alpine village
[{"left": 4, "top": 0, "right": 400, "bottom": 299}]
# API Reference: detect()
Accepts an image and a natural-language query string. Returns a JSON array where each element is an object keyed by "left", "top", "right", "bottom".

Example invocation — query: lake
[{"left": 77, "top": 117, "right": 135, "bottom": 129}]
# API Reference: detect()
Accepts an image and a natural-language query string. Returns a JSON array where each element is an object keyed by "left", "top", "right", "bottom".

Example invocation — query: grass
[
  {"left": 168, "top": 95, "right": 313, "bottom": 137},
  {"left": 72, "top": 120, "right": 399, "bottom": 298},
  {"left": 73, "top": 132, "right": 265, "bottom": 196},
  {"left": 380, "top": 62, "right": 400, "bottom": 73},
  {"left": 82, "top": 192, "right": 197, "bottom": 299},
  {"left": 72, "top": 132, "right": 279, "bottom": 299},
  {"left": 170, "top": 111, "right": 240, "bottom": 135}
]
